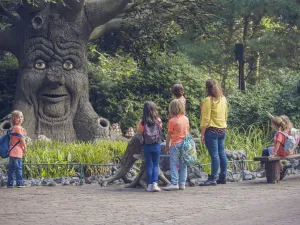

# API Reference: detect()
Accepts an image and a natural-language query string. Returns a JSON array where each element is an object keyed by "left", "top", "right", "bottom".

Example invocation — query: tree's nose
[{"left": 44, "top": 66, "right": 65, "bottom": 88}]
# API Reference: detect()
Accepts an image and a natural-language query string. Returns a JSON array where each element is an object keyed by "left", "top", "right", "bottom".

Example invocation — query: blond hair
[
  {"left": 280, "top": 115, "right": 293, "bottom": 133},
  {"left": 169, "top": 99, "right": 185, "bottom": 117},
  {"left": 11, "top": 110, "right": 23, "bottom": 126},
  {"left": 271, "top": 116, "right": 288, "bottom": 131}
]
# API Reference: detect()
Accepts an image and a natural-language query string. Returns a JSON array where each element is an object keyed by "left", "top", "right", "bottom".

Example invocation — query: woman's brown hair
[
  {"left": 171, "top": 83, "right": 184, "bottom": 98},
  {"left": 206, "top": 79, "right": 223, "bottom": 98}
]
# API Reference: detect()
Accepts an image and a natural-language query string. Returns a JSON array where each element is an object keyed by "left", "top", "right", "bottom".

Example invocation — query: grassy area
[{"left": 0, "top": 124, "right": 272, "bottom": 178}]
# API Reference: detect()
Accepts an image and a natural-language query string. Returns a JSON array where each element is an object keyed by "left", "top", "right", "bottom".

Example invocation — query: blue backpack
[
  {"left": 0, "top": 130, "right": 23, "bottom": 158},
  {"left": 178, "top": 134, "right": 197, "bottom": 166}
]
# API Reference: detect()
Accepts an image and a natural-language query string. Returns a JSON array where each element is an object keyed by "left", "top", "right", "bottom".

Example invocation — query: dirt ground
[{"left": 0, "top": 175, "right": 300, "bottom": 225}]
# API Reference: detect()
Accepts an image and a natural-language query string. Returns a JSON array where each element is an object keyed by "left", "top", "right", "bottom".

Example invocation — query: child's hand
[
  {"left": 165, "top": 146, "right": 170, "bottom": 153},
  {"left": 267, "top": 112, "right": 274, "bottom": 120}
]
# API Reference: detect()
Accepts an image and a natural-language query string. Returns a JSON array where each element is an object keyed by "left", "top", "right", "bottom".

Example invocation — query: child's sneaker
[
  {"left": 163, "top": 184, "right": 179, "bottom": 191},
  {"left": 179, "top": 184, "right": 185, "bottom": 190},
  {"left": 152, "top": 182, "right": 161, "bottom": 192},
  {"left": 146, "top": 184, "right": 153, "bottom": 192},
  {"left": 7, "top": 184, "right": 14, "bottom": 188}
]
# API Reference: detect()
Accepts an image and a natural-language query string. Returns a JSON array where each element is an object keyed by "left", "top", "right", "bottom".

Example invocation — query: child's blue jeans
[
  {"left": 143, "top": 144, "right": 161, "bottom": 185},
  {"left": 7, "top": 157, "right": 24, "bottom": 186},
  {"left": 170, "top": 141, "right": 187, "bottom": 185}
]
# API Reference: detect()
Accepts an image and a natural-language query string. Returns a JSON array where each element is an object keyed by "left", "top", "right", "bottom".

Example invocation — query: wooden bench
[{"left": 254, "top": 154, "right": 300, "bottom": 183}]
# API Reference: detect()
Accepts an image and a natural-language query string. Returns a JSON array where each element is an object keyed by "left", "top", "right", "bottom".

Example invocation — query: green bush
[
  {"left": 89, "top": 52, "right": 208, "bottom": 132},
  {"left": 22, "top": 140, "right": 128, "bottom": 178}
]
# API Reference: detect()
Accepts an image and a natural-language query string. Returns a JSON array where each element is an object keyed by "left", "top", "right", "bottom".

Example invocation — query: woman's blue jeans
[
  {"left": 170, "top": 141, "right": 187, "bottom": 185},
  {"left": 143, "top": 144, "right": 161, "bottom": 185},
  {"left": 205, "top": 130, "right": 227, "bottom": 179},
  {"left": 7, "top": 157, "right": 24, "bottom": 186}
]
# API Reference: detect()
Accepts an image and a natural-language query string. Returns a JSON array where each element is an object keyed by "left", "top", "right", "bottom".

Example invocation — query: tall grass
[
  {"left": 22, "top": 140, "right": 127, "bottom": 178},
  {"left": 0, "top": 124, "right": 272, "bottom": 178}
]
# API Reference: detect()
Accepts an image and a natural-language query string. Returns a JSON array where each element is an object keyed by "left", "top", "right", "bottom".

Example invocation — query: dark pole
[{"left": 235, "top": 43, "right": 245, "bottom": 91}]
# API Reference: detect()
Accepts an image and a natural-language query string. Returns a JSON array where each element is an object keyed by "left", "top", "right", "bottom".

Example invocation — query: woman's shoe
[
  {"left": 216, "top": 175, "right": 226, "bottom": 184},
  {"left": 199, "top": 175, "right": 217, "bottom": 186}
]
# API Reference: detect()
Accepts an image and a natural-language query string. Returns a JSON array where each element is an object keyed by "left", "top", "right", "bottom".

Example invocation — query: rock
[
  {"left": 189, "top": 178, "right": 207, "bottom": 186},
  {"left": 48, "top": 180, "right": 57, "bottom": 187},
  {"left": 226, "top": 149, "right": 247, "bottom": 160},
  {"left": 240, "top": 170, "right": 255, "bottom": 180},
  {"left": 37, "top": 134, "right": 51, "bottom": 142},
  {"left": 163, "top": 170, "right": 171, "bottom": 181}
]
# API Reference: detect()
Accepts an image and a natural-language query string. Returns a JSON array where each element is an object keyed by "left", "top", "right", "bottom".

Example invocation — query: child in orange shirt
[
  {"left": 163, "top": 99, "right": 190, "bottom": 191},
  {"left": 7, "top": 110, "right": 26, "bottom": 188}
]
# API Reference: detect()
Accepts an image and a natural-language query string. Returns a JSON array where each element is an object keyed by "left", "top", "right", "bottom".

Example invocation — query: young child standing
[
  {"left": 137, "top": 101, "right": 163, "bottom": 192},
  {"left": 7, "top": 110, "right": 26, "bottom": 188},
  {"left": 163, "top": 99, "right": 190, "bottom": 191}
]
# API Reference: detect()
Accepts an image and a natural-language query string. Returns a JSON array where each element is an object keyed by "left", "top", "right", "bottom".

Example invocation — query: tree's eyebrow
[{"left": 54, "top": 41, "right": 86, "bottom": 59}]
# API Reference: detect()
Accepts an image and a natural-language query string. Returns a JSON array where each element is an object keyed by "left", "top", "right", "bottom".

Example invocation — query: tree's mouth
[{"left": 42, "top": 94, "right": 68, "bottom": 98}]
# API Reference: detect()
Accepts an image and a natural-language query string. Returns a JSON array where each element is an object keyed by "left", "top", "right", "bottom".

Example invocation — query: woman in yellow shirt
[{"left": 200, "top": 79, "right": 228, "bottom": 186}]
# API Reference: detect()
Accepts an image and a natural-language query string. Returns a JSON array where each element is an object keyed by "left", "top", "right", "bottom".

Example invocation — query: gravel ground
[{"left": 0, "top": 175, "right": 300, "bottom": 225}]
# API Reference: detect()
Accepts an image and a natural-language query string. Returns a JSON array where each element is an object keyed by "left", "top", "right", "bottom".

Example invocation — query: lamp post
[{"left": 235, "top": 43, "right": 245, "bottom": 91}]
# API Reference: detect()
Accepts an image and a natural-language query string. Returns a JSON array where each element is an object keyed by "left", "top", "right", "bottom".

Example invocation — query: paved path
[{"left": 1, "top": 175, "right": 300, "bottom": 225}]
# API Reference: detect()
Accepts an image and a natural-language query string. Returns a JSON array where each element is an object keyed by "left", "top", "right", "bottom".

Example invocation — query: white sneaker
[
  {"left": 163, "top": 184, "right": 179, "bottom": 191},
  {"left": 152, "top": 182, "right": 161, "bottom": 192},
  {"left": 146, "top": 184, "right": 153, "bottom": 192},
  {"left": 179, "top": 184, "right": 185, "bottom": 190}
]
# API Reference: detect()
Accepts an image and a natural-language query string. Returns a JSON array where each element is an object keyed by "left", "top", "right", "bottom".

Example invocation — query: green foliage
[
  {"left": 228, "top": 81, "right": 282, "bottom": 127},
  {"left": 0, "top": 54, "right": 18, "bottom": 119},
  {"left": 89, "top": 52, "right": 208, "bottom": 132},
  {"left": 23, "top": 140, "right": 128, "bottom": 178}
]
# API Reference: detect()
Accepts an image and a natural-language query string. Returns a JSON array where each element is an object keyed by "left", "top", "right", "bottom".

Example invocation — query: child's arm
[
  {"left": 165, "top": 131, "right": 172, "bottom": 153},
  {"left": 20, "top": 137, "right": 26, "bottom": 153},
  {"left": 272, "top": 141, "right": 281, "bottom": 156}
]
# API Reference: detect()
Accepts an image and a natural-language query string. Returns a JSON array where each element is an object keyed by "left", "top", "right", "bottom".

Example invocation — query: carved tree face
[{"left": 20, "top": 37, "right": 88, "bottom": 123}]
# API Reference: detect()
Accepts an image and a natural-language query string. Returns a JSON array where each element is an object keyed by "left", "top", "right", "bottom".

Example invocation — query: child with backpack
[
  {"left": 137, "top": 101, "right": 163, "bottom": 192},
  {"left": 271, "top": 116, "right": 295, "bottom": 157},
  {"left": 7, "top": 110, "right": 26, "bottom": 188},
  {"left": 163, "top": 99, "right": 190, "bottom": 191},
  {"left": 255, "top": 114, "right": 297, "bottom": 180}
]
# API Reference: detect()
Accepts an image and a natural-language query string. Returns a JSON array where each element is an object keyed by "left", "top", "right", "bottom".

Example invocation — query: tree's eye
[
  {"left": 34, "top": 60, "right": 46, "bottom": 70},
  {"left": 63, "top": 60, "right": 74, "bottom": 70}
]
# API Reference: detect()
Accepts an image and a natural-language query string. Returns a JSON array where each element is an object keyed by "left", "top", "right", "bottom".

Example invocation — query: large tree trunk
[{"left": 0, "top": 0, "right": 129, "bottom": 142}]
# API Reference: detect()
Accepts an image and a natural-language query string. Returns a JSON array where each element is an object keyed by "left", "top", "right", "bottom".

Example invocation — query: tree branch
[
  {"left": 89, "top": 18, "right": 134, "bottom": 40},
  {"left": 0, "top": 4, "right": 20, "bottom": 25},
  {"left": 123, "top": 3, "right": 138, "bottom": 14},
  {"left": 85, "top": 0, "right": 130, "bottom": 29}
]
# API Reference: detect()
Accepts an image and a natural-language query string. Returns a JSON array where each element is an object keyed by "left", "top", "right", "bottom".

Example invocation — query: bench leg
[{"left": 265, "top": 161, "right": 280, "bottom": 184}]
